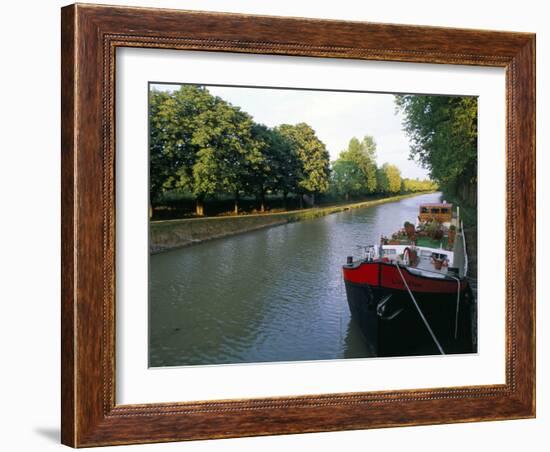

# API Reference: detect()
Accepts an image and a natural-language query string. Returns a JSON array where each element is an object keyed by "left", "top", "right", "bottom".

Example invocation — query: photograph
[
  {"left": 148, "top": 83, "right": 478, "bottom": 367},
  {"left": 51, "top": 1, "right": 536, "bottom": 448}
]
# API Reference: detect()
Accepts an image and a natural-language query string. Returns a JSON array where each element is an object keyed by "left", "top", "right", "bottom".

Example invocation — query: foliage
[
  {"left": 338, "top": 136, "right": 378, "bottom": 194},
  {"left": 376, "top": 163, "right": 402, "bottom": 194},
  {"left": 425, "top": 220, "right": 443, "bottom": 239},
  {"left": 149, "top": 85, "right": 438, "bottom": 218},
  {"left": 401, "top": 177, "right": 438, "bottom": 193},
  {"left": 248, "top": 124, "right": 300, "bottom": 203},
  {"left": 191, "top": 99, "right": 261, "bottom": 201},
  {"left": 149, "top": 86, "right": 217, "bottom": 203},
  {"left": 331, "top": 159, "right": 364, "bottom": 200},
  {"left": 277, "top": 123, "right": 331, "bottom": 196},
  {"left": 395, "top": 95, "right": 478, "bottom": 204}
]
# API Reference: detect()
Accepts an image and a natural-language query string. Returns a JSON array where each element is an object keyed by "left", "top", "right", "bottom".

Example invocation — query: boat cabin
[{"left": 418, "top": 203, "right": 453, "bottom": 223}]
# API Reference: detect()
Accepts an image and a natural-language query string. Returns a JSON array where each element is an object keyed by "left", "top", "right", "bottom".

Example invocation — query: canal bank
[{"left": 150, "top": 192, "right": 435, "bottom": 253}]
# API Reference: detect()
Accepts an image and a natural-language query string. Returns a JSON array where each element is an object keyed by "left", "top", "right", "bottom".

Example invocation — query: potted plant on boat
[
  {"left": 404, "top": 221, "right": 415, "bottom": 240},
  {"left": 430, "top": 255, "right": 446, "bottom": 270},
  {"left": 426, "top": 221, "right": 443, "bottom": 240}
]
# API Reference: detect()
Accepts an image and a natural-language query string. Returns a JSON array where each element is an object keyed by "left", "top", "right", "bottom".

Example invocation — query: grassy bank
[{"left": 150, "top": 191, "right": 435, "bottom": 253}]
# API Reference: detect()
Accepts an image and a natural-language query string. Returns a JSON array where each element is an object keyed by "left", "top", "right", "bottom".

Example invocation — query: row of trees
[
  {"left": 150, "top": 86, "right": 330, "bottom": 215},
  {"left": 394, "top": 95, "right": 478, "bottom": 205},
  {"left": 150, "top": 85, "right": 436, "bottom": 216}
]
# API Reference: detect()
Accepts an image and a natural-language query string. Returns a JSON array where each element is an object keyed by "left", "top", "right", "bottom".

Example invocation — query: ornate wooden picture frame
[{"left": 61, "top": 3, "right": 535, "bottom": 447}]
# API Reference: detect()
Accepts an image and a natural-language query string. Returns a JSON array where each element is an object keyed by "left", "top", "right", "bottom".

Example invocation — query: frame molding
[{"left": 61, "top": 3, "right": 535, "bottom": 447}]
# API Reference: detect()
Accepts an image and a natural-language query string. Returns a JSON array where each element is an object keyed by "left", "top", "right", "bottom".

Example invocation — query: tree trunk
[
  {"left": 283, "top": 191, "right": 288, "bottom": 210},
  {"left": 345, "top": 192, "right": 350, "bottom": 202},
  {"left": 234, "top": 191, "right": 239, "bottom": 215},
  {"left": 311, "top": 193, "right": 316, "bottom": 207},
  {"left": 259, "top": 189, "right": 265, "bottom": 213},
  {"left": 196, "top": 198, "right": 204, "bottom": 216},
  {"left": 299, "top": 194, "right": 303, "bottom": 209}
]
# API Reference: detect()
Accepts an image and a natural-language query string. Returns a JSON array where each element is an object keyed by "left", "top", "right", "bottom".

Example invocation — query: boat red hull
[
  {"left": 343, "top": 261, "right": 475, "bottom": 357},
  {"left": 343, "top": 261, "right": 467, "bottom": 294}
]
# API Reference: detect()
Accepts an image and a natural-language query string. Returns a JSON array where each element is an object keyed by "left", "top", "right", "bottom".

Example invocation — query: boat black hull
[{"left": 344, "top": 280, "right": 476, "bottom": 357}]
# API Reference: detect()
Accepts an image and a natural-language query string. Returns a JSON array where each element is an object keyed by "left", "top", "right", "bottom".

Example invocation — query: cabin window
[
  {"left": 421, "top": 207, "right": 428, "bottom": 213},
  {"left": 385, "top": 249, "right": 396, "bottom": 255},
  {"left": 432, "top": 253, "right": 447, "bottom": 260},
  {"left": 441, "top": 208, "right": 449, "bottom": 214},
  {"left": 430, "top": 208, "right": 440, "bottom": 213}
]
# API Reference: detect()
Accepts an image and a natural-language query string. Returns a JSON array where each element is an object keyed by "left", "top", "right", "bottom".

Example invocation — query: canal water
[{"left": 149, "top": 192, "right": 443, "bottom": 367}]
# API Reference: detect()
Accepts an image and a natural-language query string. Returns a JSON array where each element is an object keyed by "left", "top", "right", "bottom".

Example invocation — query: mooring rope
[{"left": 394, "top": 262, "right": 445, "bottom": 355}]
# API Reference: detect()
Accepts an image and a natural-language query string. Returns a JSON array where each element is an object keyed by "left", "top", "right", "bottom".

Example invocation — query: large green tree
[
  {"left": 150, "top": 85, "right": 228, "bottom": 215},
  {"left": 395, "top": 95, "right": 478, "bottom": 204},
  {"left": 149, "top": 86, "right": 217, "bottom": 211},
  {"left": 338, "top": 136, "right": 378, "bottom": 194},
  {"left": 192, "top": 99, "right": 262, "bottom": 215},
  {"left": 277, "top": 123, "right": 330, "bottom": 206}
]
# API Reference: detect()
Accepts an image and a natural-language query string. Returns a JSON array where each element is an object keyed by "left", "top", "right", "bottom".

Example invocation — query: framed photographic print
[{"left": 61, "top": 3, "right": 535, "bottom": 447}]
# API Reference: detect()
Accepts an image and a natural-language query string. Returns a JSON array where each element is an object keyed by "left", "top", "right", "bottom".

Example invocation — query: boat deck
[
  {"left": 413, "top": 231, "right": 466, "bottom": 277},
  {"left": 414, "top": 252, "right": 449, "bottom": 276},
  {"left": 379, "top": 229, "right": 467, "bottom": 279}
]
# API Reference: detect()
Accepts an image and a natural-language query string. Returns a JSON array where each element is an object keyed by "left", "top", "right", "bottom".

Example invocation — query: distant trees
[
  {"left": 331, "top": 159, "right": 364, "bottom": 201},
  {"left": 395, "top": 95, "right": 478, "bottom": 205},
  {"left": 376, "top": 163, "right": 402, "bottom": 194},
  {"left": 330, "top": 136, "right": 377, "bottom": 199},
  {"left": 338, "top": 136, "right": 378, "bottom": 194},
  {"left": 401, "top": 178, "right": 438, "bottom": 193},
  {"left": 330, "top": 137, "right": 431, "bottom": 199}
]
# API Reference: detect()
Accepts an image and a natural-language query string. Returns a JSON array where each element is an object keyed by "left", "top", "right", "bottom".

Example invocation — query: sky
[{"left": 151, "top": 83, "right": 430, "bottom": 180}]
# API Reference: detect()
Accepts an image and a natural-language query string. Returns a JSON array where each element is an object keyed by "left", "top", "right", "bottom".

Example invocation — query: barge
[{"left": 342, "top": 202, "right": 476, "bottom": 356}]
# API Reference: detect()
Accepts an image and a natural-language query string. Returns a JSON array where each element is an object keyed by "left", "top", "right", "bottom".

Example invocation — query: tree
[
  {"left": 271, "top": 130, "right": 301, "bottom": 209},
  {"left": 149, "top": 85, "right": 219, "bottom": 215},
  {"left": 377, "top": 163, "right": 401, "bottom": 194},
  {"left": 331, "top": 159, "right": 364, "bottom": 201},
  {"left": 149, "top": 89, "right": 172, "bottom": 209},
  {"left": 192, "top": 99, "right": 261, "bottom": 215},
  {"left": 248, "top": 125, "right": 299, "bottom": 212},
  {"left": 395, "top": 95, "right": 478, "bottom": 205},
  {"left": 277, "top": 123, "right": 330, "bottom": 206},
  {"left": 339, "top": 136, "right": 378, "bottom": 194}
]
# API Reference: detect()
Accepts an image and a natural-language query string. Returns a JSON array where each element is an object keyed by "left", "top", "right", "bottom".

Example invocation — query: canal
[{"left": 149, "top": 192, "right": 444, "bottom": 367}]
